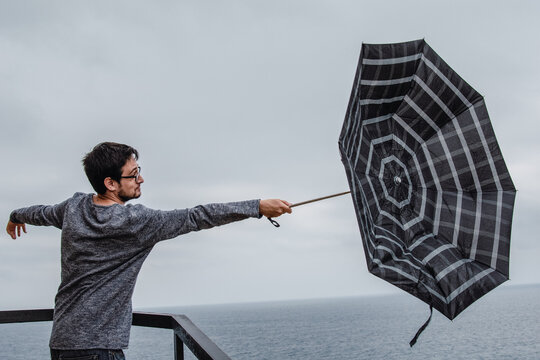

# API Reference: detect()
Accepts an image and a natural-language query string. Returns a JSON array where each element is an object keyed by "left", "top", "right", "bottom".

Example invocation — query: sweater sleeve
[
  {"left": 9, "top": 198, "right": 70, "bottom": 229},
  {"left": 131, "top": 199, "right": 261, "bottom": 245}
]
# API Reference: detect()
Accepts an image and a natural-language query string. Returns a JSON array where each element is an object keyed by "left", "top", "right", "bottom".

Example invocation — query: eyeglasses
[{"left": 120, "top": 166, "right": 142, "bottom": 183}]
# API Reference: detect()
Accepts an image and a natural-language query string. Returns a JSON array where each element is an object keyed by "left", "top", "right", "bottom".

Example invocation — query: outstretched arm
[
  {"left": 6, "top": 220, "right": 27, "bottom": 240},
  {"left": 6, "top": 197, "right": 70, "bottom": 240},
  {"left": 131, "top": 198, "right": 293, "bottom": 246}
]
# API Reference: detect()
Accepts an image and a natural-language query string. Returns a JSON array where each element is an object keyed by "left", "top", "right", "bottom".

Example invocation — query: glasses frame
[{"left": 120, "top": 166, "right": 142, "bottom": 183}]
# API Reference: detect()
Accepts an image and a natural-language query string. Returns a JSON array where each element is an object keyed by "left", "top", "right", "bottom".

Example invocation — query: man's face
[{"left": 117, "top": 157, "right": 144, "bottom": 202}]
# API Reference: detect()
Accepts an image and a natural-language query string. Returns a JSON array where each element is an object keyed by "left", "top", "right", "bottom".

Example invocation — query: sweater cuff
[
  {"left": 9, "top": 211, "right": 22, "bottom": 224},
  {"left": 255, "top": 199, "right": 263, "bottom": 219}
]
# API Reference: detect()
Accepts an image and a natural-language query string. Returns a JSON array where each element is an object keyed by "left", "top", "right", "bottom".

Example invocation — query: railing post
[{"left": 174, "top": 333, "right": 184, "bottom": 360}]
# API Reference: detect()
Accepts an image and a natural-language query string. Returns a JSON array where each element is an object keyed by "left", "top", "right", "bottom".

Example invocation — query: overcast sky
[{"left": 1, "top": 0, "right": 539, "bottom": 310}]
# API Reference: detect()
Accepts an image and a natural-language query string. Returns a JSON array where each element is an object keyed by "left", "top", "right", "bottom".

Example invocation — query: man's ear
[{"left": 103, "top": 177, "right": 118, "bottom": 192}]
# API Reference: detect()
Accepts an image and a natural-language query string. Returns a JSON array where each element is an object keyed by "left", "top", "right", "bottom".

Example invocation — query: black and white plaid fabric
[{"left": 338, "top": 40, "right": 516, "bottom": 320}]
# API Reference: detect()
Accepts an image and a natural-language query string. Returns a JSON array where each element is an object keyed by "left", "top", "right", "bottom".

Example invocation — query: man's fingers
[
  {"left": 276, "top": 200, "right": 292, "bottom": 216},
  {"left": 260, "top": 199, "right": 292, "bottom": 218},
  {"left": 17, "top": 224, "right": 26, "bottom": 238},
  {"left": 272, "top": 200, "right": 291, "bottom": 216},
  {"left": 281, "top": 200, "right": 292, "bottom": 213},
  {"left": 6, "top": 222, "right": 26, "bottom": 240},
  {"left": 6, "top": 223, "right": 15, "bottom": 239}
]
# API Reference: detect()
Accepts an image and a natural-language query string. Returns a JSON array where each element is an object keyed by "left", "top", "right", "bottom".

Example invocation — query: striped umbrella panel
[{"left": 338, "top": 39, "right": 516, "bottom": 320}]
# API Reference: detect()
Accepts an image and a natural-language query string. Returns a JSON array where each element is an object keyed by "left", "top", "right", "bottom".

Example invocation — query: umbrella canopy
[{"left": 338, "top": 39, "right": 516, "bottom": 321}]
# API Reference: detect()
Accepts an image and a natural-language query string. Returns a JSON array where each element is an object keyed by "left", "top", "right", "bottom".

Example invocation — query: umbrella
[{"left": 338, "top": 39, "right": 516, "bottom": 344}]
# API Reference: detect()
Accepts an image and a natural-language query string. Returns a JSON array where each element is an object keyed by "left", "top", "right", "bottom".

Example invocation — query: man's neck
[{"left": 93, "top": 193, "right": 125, "bottom": 206}]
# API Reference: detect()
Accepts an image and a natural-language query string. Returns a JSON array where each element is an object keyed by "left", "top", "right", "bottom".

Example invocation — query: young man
[{"left": 6, "top": 142, "right": 291, "bottom": 360}]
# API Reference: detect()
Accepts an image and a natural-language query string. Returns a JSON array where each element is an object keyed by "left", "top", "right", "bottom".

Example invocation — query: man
[{"left": 6, "top": 142, "right": 291, "bottom": 360}]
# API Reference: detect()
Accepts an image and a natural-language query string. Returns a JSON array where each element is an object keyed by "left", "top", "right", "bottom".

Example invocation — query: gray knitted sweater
[{"left": 10, "top": 192, "right": 261, "bottom": 349}]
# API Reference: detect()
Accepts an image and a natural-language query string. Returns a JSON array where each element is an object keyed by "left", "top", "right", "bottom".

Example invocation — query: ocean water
[{"left": 1, "top": 284, "right": 539, "bottom": 359}]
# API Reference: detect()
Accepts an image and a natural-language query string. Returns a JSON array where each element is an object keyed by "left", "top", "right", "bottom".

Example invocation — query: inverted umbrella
[{"left": 337, "top": 39, "right": 516, "bottom": 344}]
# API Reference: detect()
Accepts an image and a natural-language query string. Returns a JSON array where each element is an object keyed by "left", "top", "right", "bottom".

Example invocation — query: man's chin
[{"left": 120, "top": 193, "right": 141, "bottom": 202}]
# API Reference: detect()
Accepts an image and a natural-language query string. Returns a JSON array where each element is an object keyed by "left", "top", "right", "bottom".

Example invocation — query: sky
[{"left": 1, "top": 0, "right": 539, "bottom": 310}]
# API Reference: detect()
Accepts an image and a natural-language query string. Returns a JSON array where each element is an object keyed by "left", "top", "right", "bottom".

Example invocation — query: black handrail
[{"left": 0, "top": 309, "right": 231, "bottom": 360}]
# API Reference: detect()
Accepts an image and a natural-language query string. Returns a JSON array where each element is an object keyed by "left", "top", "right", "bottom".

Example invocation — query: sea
[{"left": 1, "top": 284, "right": 539, "bottom": 359}]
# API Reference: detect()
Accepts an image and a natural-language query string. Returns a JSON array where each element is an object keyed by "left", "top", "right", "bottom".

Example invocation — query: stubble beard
[
  {"left": 118, "top": 188, "right": 141, "bottom": 203},
  {"left": 119, "top": 194, "right": 140, "bottom": 202}
]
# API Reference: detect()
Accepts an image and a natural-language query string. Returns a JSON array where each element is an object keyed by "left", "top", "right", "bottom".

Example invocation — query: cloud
[{"left": 1, "top": 0, "right": 538, "bottom": 310}]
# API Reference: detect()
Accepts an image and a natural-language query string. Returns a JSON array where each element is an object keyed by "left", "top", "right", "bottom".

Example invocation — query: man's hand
[
  {"left": 259, "top": 199, "right": 292, "bottom": 218},
  {"left": 6, "top": 220, "right": 26, "bottom": 240}
]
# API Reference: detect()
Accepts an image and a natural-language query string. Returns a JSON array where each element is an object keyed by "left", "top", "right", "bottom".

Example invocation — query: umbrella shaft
[{"left": 290, "top": 191, "right": 351, "bottom": 208}]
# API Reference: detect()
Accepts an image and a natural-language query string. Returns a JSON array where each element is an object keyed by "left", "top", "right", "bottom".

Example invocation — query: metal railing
[{"left": 0, "top": 309, "right": 231, "bottom": 360}]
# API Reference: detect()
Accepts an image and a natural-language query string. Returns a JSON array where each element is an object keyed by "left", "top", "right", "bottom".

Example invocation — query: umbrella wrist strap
[{"left": 409, "top": 305, "right": 433, "bottom": 347}]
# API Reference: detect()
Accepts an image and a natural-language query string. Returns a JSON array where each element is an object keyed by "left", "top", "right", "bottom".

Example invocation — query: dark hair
[{"left": 82, "top": 142, "right": 139, "bottom": 194}]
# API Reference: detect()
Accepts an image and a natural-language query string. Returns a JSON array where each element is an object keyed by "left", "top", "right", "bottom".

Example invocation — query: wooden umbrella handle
[
  {"left": 290, "top": 191, "right": 351, "bottom": 208},
  {"left": 267, "top": 191, "right": 351, "bottom": 227}
]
